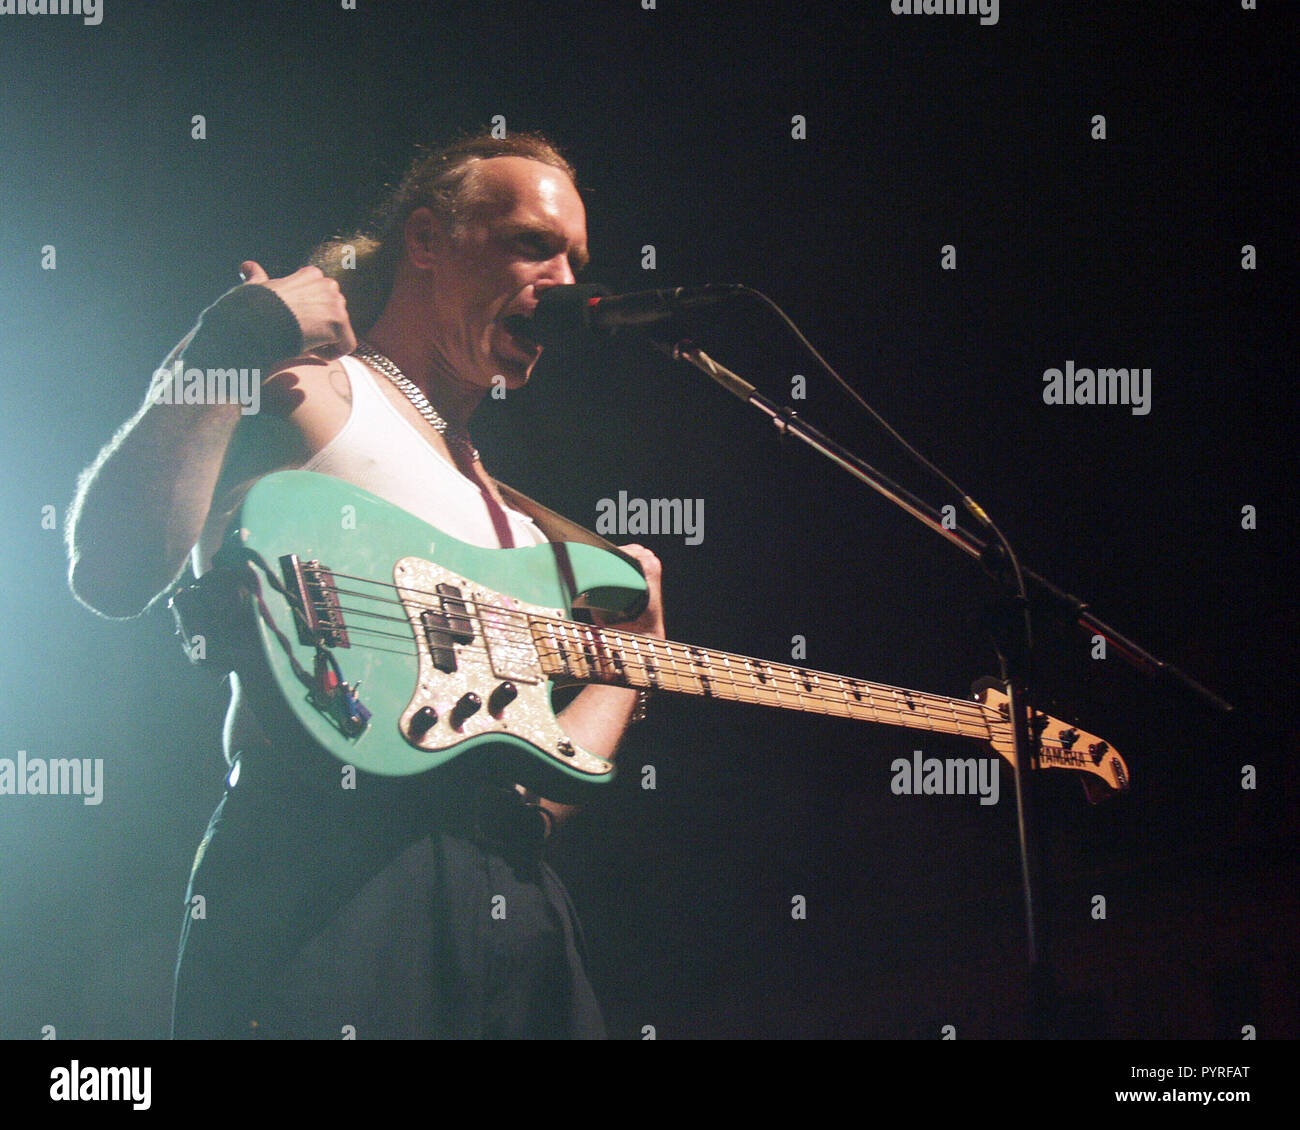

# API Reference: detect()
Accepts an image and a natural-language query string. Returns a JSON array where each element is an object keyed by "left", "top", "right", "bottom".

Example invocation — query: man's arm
[
  {"left": 540, "top": 543, "right": 665, "bottom": 830},
  {"left": 66, "top": 263, "right": 354, "bottom": 618}
]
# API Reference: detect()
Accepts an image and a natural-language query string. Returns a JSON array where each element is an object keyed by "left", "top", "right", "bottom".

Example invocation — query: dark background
[{"left": 0, "top": 0, "right": 1295, "bottom": 1041}]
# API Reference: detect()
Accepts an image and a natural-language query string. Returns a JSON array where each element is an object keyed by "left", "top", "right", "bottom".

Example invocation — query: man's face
[{"left": 424, "top": 156, "right": 589, "bottom": 392}]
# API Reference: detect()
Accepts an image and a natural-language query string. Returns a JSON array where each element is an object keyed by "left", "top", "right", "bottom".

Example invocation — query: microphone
[{"left": 503, "top": 283, "right": 743, "bottom": 345}]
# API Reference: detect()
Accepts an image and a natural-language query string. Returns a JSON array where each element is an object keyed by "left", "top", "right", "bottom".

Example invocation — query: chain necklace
[{"left": 352, "top": 341, "right": 480, "bottom": 463}]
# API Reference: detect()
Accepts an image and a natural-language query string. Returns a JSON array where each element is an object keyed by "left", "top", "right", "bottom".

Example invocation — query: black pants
[{"left": 172, "top": 747, "right": 605, "bottom": 1039}]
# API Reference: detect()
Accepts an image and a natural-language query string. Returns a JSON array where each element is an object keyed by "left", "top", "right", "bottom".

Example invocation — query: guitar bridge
[{"left": 281, "top": 554, "right": 349, "bottom": 647}]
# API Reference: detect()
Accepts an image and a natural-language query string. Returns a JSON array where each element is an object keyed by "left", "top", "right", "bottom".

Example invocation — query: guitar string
[
  {"left": 285, "top": 590, "right": 1109, "bottom": 763},
  {"left": 261, "top": 570, "right": 1108, "bottom": 772},
  {"left": 282, "top": 580, "right": 1096, "bottom": 771},
  {"left": 319, "top": 609, "right": 1080, "bottom": 767},
  {"left": 314, "top": 573, "right": 987, "bottom": 722},
  {"left": 290, "top": 575, "right": 996, "bottom": 739},
  {"left": 309, "top": 603, "right": 1096, "bottom": 767},
  {"left": 299, "top": 573, "right": 993, "bottom": 729},
  {"left": 317, "top": 617, "right": 991, "bottom": 738},
  {"left": 309, "top": 582, "right": 990, "bottom": 728}
]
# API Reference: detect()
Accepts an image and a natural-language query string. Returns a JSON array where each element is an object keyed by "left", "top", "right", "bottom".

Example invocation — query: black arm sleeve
[{"left": 181, "top": 282, "right": 305, "bottom": 376}]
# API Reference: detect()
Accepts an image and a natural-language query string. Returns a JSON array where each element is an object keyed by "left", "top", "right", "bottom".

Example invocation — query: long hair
[{"left": 309, "top": 131, "right": 577, "bottom": 333}]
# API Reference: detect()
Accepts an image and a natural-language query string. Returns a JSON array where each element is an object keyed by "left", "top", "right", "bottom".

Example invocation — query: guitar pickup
[
  {"left": 421, "top": 586, "right": 476, "bottom": 674},
  {"left": 435, "top": 584, "right": 475, "bottom": 643},
  {"left": 281, "top": 555, "right": 349, "bottom": 647}
]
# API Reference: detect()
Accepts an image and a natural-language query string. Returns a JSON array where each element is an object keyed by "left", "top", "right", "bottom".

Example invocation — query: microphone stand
[{"left": 651, "top": 336, "right": 1232, "bottom": 1037}]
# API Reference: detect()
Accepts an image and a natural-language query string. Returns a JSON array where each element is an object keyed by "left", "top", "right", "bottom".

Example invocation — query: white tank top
[
  {"left": 223, "top": 355, "right": 545, "bottom": 759},
  {"left": 302, "top": 355, "right": 546, "bottom": 550}
]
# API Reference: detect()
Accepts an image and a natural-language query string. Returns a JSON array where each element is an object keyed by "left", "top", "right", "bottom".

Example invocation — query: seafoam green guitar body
[{"left": 219, "top": 471, "right": 647, "bottom": 802}]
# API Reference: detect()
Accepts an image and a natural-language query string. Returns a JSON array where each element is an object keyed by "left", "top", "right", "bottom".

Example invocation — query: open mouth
[{"left": 498, "top": 320, "right": 542, "bottom": 361}]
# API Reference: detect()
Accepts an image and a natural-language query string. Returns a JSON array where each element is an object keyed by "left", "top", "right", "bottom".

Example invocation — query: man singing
[{"left": 66, "top": 131, "right": 665, "bottom": 1038}]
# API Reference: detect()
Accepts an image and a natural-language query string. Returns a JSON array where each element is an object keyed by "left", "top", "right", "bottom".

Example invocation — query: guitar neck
[{"left": 529, "top": 616, "right": 995, "bottom": 744}]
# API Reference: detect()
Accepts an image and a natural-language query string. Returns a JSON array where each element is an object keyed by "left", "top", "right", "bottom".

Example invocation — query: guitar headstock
[{"left": 973, "top": 680, "right": 1131, "bottom": 802}]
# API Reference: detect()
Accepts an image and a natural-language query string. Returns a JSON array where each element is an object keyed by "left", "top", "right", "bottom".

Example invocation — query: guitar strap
[{"left": 492, "top": 479, "right": 643, "bottom": 570}]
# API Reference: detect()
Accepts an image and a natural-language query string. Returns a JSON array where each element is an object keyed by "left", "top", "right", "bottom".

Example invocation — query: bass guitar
[{"left": 175, "top": 471, "right": 1130, "bottom": 804}]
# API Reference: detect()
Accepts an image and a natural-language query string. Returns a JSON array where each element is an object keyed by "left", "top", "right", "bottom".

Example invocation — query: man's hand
[
  {"left": 238, "top": 261, "right": 357, "bottom": 360},
  {"left": 541, "top": 543, "right": 665, "bottom": 831},
  {"left": 593, "top": 543, "right": 666, "bottom": 640}
]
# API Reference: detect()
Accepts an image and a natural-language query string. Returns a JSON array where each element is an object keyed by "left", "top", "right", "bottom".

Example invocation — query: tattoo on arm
[{"left": 327, "top": 360, "right": 353, "bottom": 405}]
